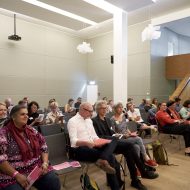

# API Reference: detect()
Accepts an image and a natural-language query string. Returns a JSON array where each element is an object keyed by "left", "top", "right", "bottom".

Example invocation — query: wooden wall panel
[{"left": 166, "top": 54, "right": 190, "bottom": 79}]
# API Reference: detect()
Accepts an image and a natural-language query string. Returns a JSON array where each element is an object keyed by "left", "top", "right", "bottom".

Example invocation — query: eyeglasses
[{"left": 83, "top": 108, "right": 93, "bottom": 113}]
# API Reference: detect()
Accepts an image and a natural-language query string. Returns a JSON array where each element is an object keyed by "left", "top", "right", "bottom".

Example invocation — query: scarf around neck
[{"left": 6, "top": 120, "right": 41, "bottom": 162}]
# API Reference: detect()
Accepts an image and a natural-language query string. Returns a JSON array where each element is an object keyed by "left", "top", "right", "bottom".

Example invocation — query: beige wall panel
[
  {"left": 128, "top": 22, "right": 150, "bottom": 55},
  {"left": 0, "top": 14, "right": 87, "bottom": 107}
]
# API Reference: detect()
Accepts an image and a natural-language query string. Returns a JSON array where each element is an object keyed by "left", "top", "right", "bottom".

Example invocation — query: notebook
[
  {"left": 53, "top": 161, "right": 81, "bottom": 170},
  {"left": 26, "top": 165, "right": 42, "bottom": 190}
]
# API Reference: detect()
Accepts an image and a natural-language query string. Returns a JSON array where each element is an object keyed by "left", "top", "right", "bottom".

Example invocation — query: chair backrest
[
  {"left": 32, "top": 125, "right": 39, "bottom": 132},
  {"left": 126, "top": 121, "right": 138, "bottom": 132},
  {"left": 39, "top": 124, "right": 62, "bottom": 136},
  {"left": 64, "top": 113, "right": 74, "bottom": 122},
  {"left": 139, "top": 109, "right": 149, "bottom": 123},
  {"left": 106, "top": 112, "right": 114, "bottom": 119},
  {"left": 45, "top": 133, "right": 68, "bottom": 165}
]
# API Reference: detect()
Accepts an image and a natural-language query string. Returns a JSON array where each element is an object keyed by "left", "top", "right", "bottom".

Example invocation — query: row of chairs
[{"left": 33, "top": 124, "right": 85, "bottom": 187}]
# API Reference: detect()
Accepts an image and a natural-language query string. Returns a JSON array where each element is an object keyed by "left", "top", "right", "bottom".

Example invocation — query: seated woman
[
  {"left": 126, "top": 102, "right": 157, "bottom": 133},
  {"left": 0, "top": 105, "right": 60, "bottom": 190},
  {"left": 0, "top": 102, "right": 8, "bottom": 128},
  {"left": 156, "top": 101, "right": 190, "bottom": 156},
  {"left": 64, "top": 98, "right": 75, "bottom": 113},
  {"left": 111, "top": 102, "right": 158, "bottom": 168},
  {"left": 27, "top": 101, "right": 44, "bottom": 126},
  {"left": 45, "top": 101, "right": 64, "bottom": 124},
  {"left": 179, "top": 99, "right": 190, "bottom": 120}
]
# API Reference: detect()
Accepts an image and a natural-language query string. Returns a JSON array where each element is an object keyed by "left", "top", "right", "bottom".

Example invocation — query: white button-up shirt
[
  {"left": 127, "top": 108, "right": 144, "bottom": 123},
  {"left": 68, "top": 113, "right": 99, "bottom": 147}
]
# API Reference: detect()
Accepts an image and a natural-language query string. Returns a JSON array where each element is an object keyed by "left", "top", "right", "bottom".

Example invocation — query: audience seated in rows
[
  {"left": 174, "top": 97, "right": 182, "bottom": 112},
  {"left": 179, "top": 99, "right": 190, "bottom": 120},
  {"left": 0, "top": 105, "right": 61, "bottom": 190},
  {"left": 67, "top": 102, "right": 124, "bottom": 190},
  {"left": 64, "top": 98, "right": 75, "bottom": 113},
  {"left": 74, "top": 97, "right": 82, "bottom": 112},
  {"left": 126, "top": 102, "right": 157, "bottom": 133},
  {"left": 92, "top": 100, "right": 158, "bottom": 190},
  {"left": 156, "top": 101, "right": 190, "bottom": 156},
  {"left": 46, "top": 101, "right": 64, "bottom": 124},
  {"left": 111, "top": 102, "right": 158, "bottom": 168},
  {"left": 4, "top": 98, "right": 14, "bottom": 115},
  {"left": 27, "top": 101, "right": 44, "bottom": 126}
]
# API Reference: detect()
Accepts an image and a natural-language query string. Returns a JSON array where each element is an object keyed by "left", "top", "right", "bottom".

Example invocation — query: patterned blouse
[
  {"left": 0, "top": 126, "right": 49, "bottom": 188},
  {"left": 111, "top": 114, "right": 128, "bottom": 134}
]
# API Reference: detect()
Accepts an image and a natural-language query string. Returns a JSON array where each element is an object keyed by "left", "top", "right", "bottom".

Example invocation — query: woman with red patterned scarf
[{"left": 0, "top": 105, "right": 60, "bottom": 190}]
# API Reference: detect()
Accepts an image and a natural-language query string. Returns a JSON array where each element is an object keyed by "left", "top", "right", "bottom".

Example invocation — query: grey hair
[
  {"left": 95, "top": 100, "right": 107, "bottom": 113},
  {"left": 113, "top": 102, "right": 123, "bottom": 113}
]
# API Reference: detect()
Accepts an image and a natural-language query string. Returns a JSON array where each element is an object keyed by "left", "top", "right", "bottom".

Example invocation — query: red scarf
[{"left": 6, "top": 120, "right": 41, "bottom": 162}]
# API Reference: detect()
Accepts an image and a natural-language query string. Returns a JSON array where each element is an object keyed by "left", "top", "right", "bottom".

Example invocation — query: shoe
[
  {"left": 185, "top": 152, "right": 190, "bottom": 156},
  {"left": 136, "top": 168, "right": 141, "bottom": 178},
  {"left": 95, "top": 159, "right": 116, "bottom": 174},
  {"left": 144, "top": 165, "right": 156, "bottom": 172},
  {"left": 141, "top": 171, "right": 159, "bottom": 179},
  {"left": 145, "top": 160, "right": 158, "bottom": 168},
  {"left": 131, "top": 179, "right": 148, "bottom": 190}
]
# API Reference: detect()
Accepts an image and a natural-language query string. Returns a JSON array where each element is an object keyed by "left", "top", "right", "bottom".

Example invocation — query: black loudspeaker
[{"left": 111, "top": 55, "right": 114, "bottom": 64}]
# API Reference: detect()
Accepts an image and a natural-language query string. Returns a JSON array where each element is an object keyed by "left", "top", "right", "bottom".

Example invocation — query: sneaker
[
  {"left": 136, "top": 168, "right": 141, "bottom": 178},
  {"left": 145, "top": 160, "right": 158, "bottom": 168},
  {"left": 131, "top": 179, "right": 148, "bottom": 190},
  {"left": 95, "top": 159, "right": 116, "bottom": 174},
  {"left": 142, "top": 171, "right": 159, "bottom": 179}
]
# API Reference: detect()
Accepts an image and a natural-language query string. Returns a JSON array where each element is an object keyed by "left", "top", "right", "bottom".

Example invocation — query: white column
[{"left": 113, "top": 11, "right": 128, "bottom": 104}]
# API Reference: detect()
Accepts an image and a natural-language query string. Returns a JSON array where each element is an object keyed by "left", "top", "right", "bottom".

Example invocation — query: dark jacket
[{"left": 92, "top": 115, "right": 115, "bottom": 139}]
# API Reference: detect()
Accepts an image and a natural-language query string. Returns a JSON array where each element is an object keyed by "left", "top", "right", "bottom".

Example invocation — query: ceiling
[{"left": 0, "top": 0, "right": 190, "bottom": 38}]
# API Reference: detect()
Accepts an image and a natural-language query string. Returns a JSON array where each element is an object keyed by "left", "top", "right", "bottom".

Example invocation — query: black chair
[
  {"left": 39, "top": 124, "right": 62, "bottom": 136},
  {"left": 156, "top": 118, "right": 181, "bottom": 150},
  {"left": 139, "top": 109, "right": 149, "bottom": 124},
  {"left": 45, "top": 133, "right": 82, "bottom": 185},
  {"left": 63, "top": 113, "right": 74, "bottom": 122}
]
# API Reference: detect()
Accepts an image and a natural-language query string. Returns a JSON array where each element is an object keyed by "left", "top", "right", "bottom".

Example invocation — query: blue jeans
[{"left": 2, "top": 171, "right": 61, "bottom": 190}]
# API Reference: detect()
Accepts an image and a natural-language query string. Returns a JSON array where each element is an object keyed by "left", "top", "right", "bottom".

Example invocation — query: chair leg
[
  {"left": 119, "top": 155, "right": 127, "bottom": 176},
  {"left": 62, "top": 175, "right": 67, "bottom": 186},
  {"left": 177, "top": 135, "right": 181, "bottom": 150}
]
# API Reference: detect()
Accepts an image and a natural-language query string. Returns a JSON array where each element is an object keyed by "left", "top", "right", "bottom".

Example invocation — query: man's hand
[{"left": 87, "top": 142, "right": 95, "bottom": 148}]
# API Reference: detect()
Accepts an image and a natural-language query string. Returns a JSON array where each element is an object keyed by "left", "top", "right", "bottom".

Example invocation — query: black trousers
[
  {"left": 70, "top": 139, "right": 121, "bottom": 190},
  {"left": 162, "top": 123, "right": 190, "bottom": 147},
  {"left": 112, "top": 139, "right": 147, "bottom": 181}
]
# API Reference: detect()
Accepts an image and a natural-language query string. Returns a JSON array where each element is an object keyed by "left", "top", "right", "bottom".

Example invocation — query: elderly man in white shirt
[{"left": 68, "top": 102, "right": 124, "bottom": 190}]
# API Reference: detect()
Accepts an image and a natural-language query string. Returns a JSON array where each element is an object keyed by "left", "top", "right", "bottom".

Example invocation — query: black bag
[
  {"left": 152, "top": 140, "right": 169, "bottom": 165},
  {"left": 80, "top": 173, "right": 100, "bottom": 190}
]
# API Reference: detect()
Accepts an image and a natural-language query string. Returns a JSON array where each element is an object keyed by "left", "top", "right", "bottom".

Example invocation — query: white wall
[
  {"left": 151, "top": 28, "right": 177, "bottom": 102},
  {"left": 128, "top": 21, "right": 151, "bottom": 104},
  {"left": 88, "top": 21, "right": 152, "bottom": 105},
  {"left": 87, "top": 32, "right": 113, "bottom": 100},
  {"left": 178, "top": 34, "right": 190, "bottom": 54},
  {"left": 0, "top": 14, "right": 87, "bottom": 107}
]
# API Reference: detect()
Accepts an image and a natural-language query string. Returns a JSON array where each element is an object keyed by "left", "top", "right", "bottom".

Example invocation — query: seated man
[
  {"left": 92, "top": 100, "right": 159, "bottom": 190},
  {"left": 68, "top": 102, "right": 123, "bottom": 190},
  {"left": 156, "top": 101, "right": 190, "bottom": 156}
]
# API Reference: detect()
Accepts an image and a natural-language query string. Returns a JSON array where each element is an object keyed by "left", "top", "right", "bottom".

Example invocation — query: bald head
[{"left": 79, "top": 102, "right": 93, "bottom": 119}]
